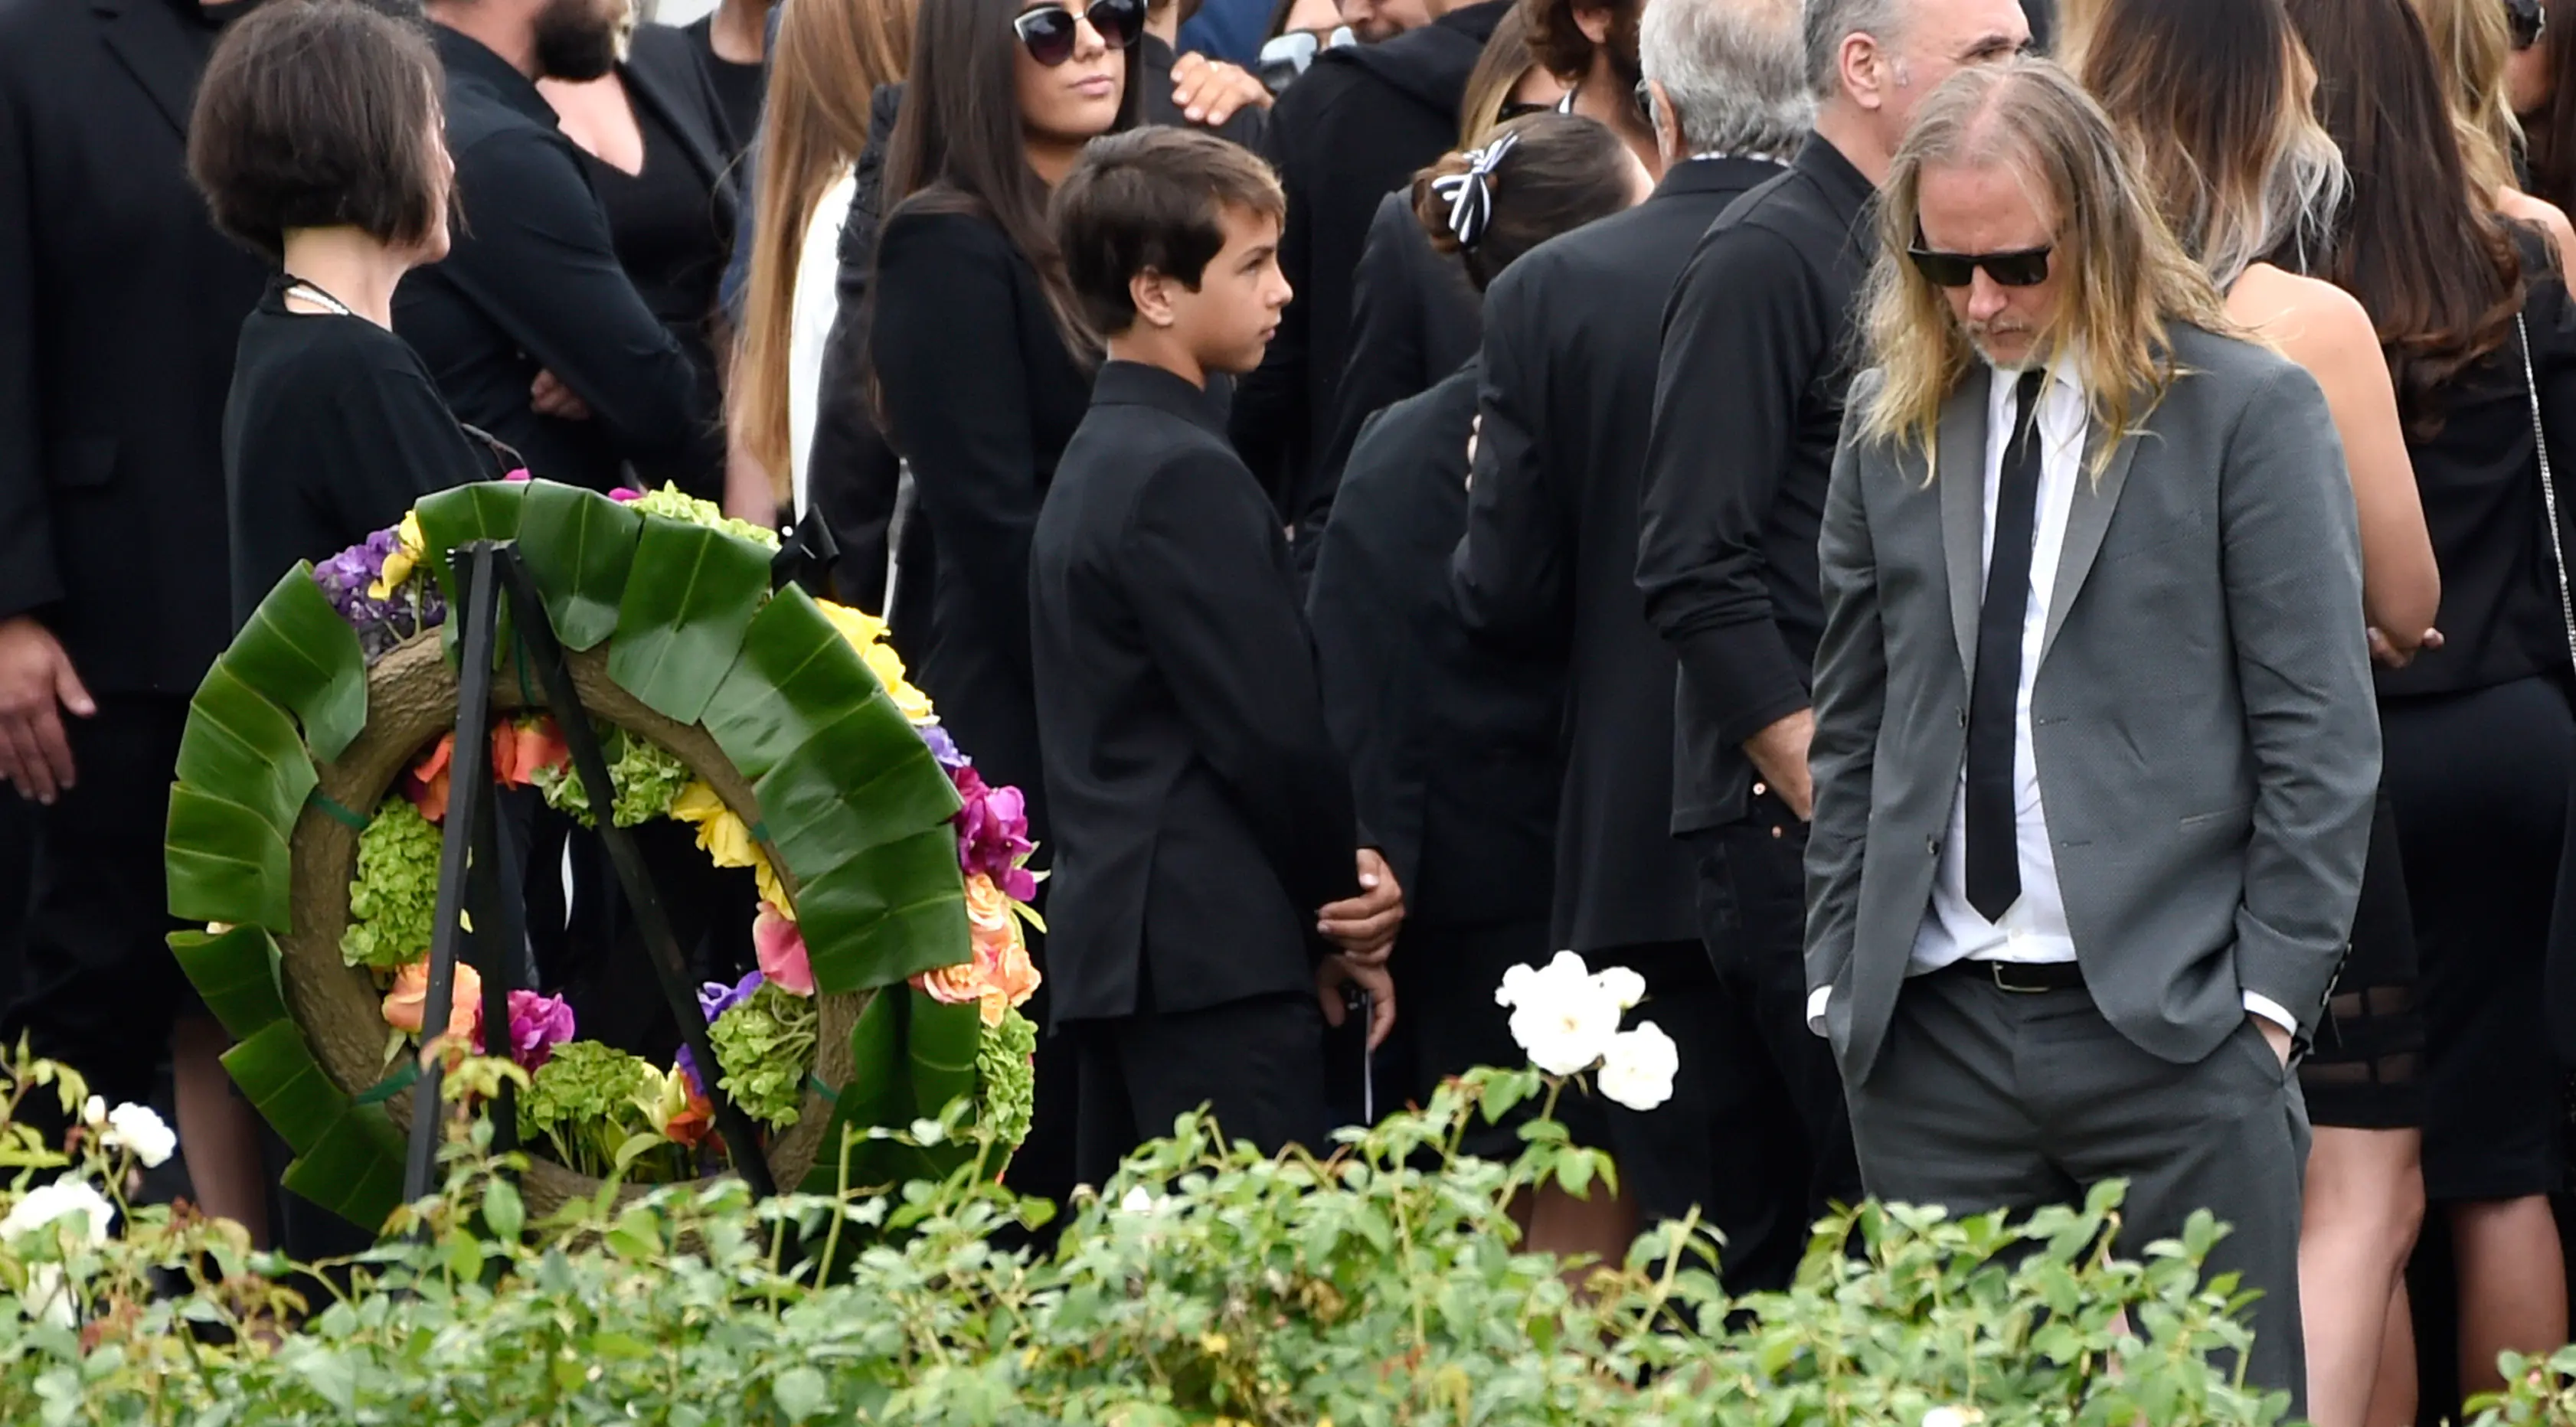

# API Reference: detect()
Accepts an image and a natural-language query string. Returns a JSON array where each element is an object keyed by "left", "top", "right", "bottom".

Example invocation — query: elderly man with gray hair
[{"left": 1447, "top": 0, "right": 1824, "bottom": 1289}]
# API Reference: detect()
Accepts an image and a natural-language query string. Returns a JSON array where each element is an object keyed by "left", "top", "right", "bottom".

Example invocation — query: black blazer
[
  {"left": 624, "top": 23, "right": 743, "bottom": 236},
  {"left": 1032, "top": 362, "right": 1359, "bottom": 1024},
  {"left": 395, "top": 26, "right": 711, "bottom": 493},
  {"left": 1309, "top": 364, "right": 1558, "bottom": 930},
  {"left": 1456, "top": 158, "right": 1783, "bottom": 952},
  {"left": 871, "top": 205, "right": 1097, "bottom": 847},
  {"left": 0, "top": 0, "right": 269, "bottom": 695},
  {"left": 1301, "top": 191, "right": 1480, "bottom": 561}
]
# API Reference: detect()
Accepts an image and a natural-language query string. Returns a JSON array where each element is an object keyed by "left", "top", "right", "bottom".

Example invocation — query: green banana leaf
[
  {"left": 699, "top": 589, "right": 884, "bottom": 782},
  {"left": 176, "top": 664, "right": 317, "bottom": 843},
  {"left": 754, "top": 701, "right": 962, "bottom": 883},
  {"left": 604, "top": 515, "right": 773, "bottom": 723},
  {"left": 168, "top": 926, "right": 289, "bottom": 1041},
  {"left": 412, "top": 480, "right": 531, "bottom": 606},
  {"left": 223, "top": 565, "right": 368, "bottom": 762},
  {"left": 512, "top": 479, "right": 642, "bottom": 651},
  {"left": 221, "top": 1020, "right": 353, "bottom": 1154},
  {"left": 798, "top": 988, "right": 906, "bottom": 1197},
  {"left": 905, "top": 991, "right": 983, "bottom": 1132},
  {"left": 279, "top": 1109, "right": 405, "bottom": 1230},
  {"left": 792, "top": 828, "right": 971, "bottom": 993},
  {"left": 166, "top": 785, "right": 293, "bottom": 932},
  {"left": 796, "top": 988, "right": 977, "bottom": 1198}
]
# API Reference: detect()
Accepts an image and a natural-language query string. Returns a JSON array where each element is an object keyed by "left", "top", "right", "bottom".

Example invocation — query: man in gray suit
[{"left": 1803, "top": 60, "right": 2377, "bottom": 1411}]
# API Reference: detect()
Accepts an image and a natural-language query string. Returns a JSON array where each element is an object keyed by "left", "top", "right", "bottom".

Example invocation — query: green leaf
[
  {"left": 773, "top": 1367, "right": 828, "bottom": 1422},
  {"left": 168, "top": 926, "right": 289, "bottom": 1040},
  {"left": 797, "top": 990, "right": 904, "bottom": 1196},
  {"left": 223, "top": 564, "right": 368, "bottom": 761},
  {"left": 221, "top": 1021, "right": 352, "bottom": 1153},
  {"left": 793, "top": 828, "right": 971, "bottom": 993},
  {"left": 701, "top": 589, "right": 891, "bottom": 782},
  {"left": 604, "top": 515, "right": 773, "bottom": 723},
  {"left": 279, "top": 1109, "right": 405, "bottom": 1229},
  {"left": 514, "top": 479, "right": 643, "bottom": 651},
  {"left": 754, "top": 700, "right": 963, "bottom": 878},
  {"left": 481, "top": 1176, "right": 525, "bottom": 1242},
  {"left": 907, "top": 990, "right": 983, "bottom": 1126},
  {"left": 412, "top": 480, "right": 530, "bottom": 614},
  {"left": 166, "top": 785, "right": 292, "bottom": 931},
  {"left": 176, "top": 665, "right": 317, "bottom": 842}
]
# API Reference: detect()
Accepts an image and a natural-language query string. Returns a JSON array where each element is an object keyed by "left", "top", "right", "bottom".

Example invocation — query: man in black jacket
[
  {"left": 397, "top": 0, "right": 713, "bottom": 492},
  {"left": 1228, "top": 0, "right": 1504, "bottom": 524},
  {"left": 0, "top": 0, "right": 270, "bottom": 1220},
  {"left": 1454, "top": 0, "right": 1819, "bottom": 1290},
  {"left": 1035, "top": 130, "right": 1400, "bottom": 1180},
  {"left": 1633, "top": 0, "right": 2028, "bottom": 1260}
]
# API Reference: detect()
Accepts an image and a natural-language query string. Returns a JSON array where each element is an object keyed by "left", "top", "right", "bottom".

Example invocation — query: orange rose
[
  {"left": 403, "top": 734, "right": 455, "bottom": 824},
  {"left": 382, "top": 958, "right": 482, "bottom": 1050},
  {"left": 490, "top": 716, "right": 569, "bottom": 788},
  {"left": 910, "top": 875, "right": 1042, "bottom": 1027}
]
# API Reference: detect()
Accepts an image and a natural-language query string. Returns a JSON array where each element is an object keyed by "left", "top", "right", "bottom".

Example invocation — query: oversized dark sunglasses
[
  {"left": 2508, "top": 0, "right": 2546, "bottom": 51},
  {"left": 1907, "top": 244, "right": 2054, "bottom": 289},
  {"left": 1015, "top": 0, "right": 1144, "bottom": 67}
]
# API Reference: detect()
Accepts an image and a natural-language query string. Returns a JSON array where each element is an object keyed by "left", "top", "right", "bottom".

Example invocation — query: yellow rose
[
  {"left": 669, "top": 780, "right": 757, "bottom": 868},
  {"left": 816, "top": 599, "right": 936, "bottom": 722}
]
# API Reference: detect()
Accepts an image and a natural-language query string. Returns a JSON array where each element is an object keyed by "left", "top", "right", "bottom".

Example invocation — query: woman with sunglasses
[
  {"left": 2084, "top": 8, "right": 2442, "bottom": 1421},
  {"left": 2290, "top": 0, "right": 2576, "bottom": 1407},
  {"left": 866, "top": 0, "right": 1145, "bottom": 1208}
]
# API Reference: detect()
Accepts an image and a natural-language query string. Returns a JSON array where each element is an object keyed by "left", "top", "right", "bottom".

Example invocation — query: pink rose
[{"left": 753, "top": 903, "right": 815, "bottom": 996}]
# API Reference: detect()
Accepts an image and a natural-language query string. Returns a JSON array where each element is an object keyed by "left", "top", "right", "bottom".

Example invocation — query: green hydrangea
[
  {"left": 518, "top": 1040, "right": 655, "bottom": 1148},
  {"left": 630, "top": 483, "right": 780, "bottom": 551},
  {"left": 975, "top": 1007, "right": 1038, "bottom": 1149},
  {"left": 707, "top": 982, "right": 819, "bottom": 1130},
  {"left": 528, "top": 725, "right": 691, "bottom": 828},
  {"left": 342, "top": 796, "right": 443, "bottom": 969}
]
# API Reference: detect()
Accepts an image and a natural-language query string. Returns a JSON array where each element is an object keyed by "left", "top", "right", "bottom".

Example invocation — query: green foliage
[
  {"left": 515, "top": 1042, "right": 658, "bottom": 1180},
  {"left": 338, "top": 798, "right": 442, "bottom": 970},
  {"left": 974, "top": 1006, "right": 1036, "bottom": 1148},
  {"left": 630, "top": 483, "right": 783, "bottom": 550},
  {"left": 526, "top": 724, "right": 692, "bottom": 828},
  {"left": 2473, "top": 1344, "right": 2576, "bottom": 1423},
  {"left": 708, "top": 983, "right": 819, "bottom": 1130}
]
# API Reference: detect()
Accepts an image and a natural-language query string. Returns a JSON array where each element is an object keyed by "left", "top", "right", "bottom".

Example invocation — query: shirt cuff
[
  {"left": 1806, "top": 985, "right": 1830, "bottom": 1037},
  {"left": 2242, "top": 992, "right": 2296, "bottom": 1037}
]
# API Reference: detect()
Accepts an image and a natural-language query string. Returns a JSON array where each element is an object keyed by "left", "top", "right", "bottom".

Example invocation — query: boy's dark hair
[
  {"left": 188, "top": 0, "right": 449, "bottom": 263},
  {"left": 1520, "top": 0, "right": 1644, "bottom": 89},
  {"left": 1411, "top": 113, "right": 1635, "bottom": 290},
  {"left": 1054, "top": 129, "right": 1288, "bottom": 337}
]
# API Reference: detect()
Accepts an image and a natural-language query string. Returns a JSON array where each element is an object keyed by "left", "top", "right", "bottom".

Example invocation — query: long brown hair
[
  {"left": 731, "top": 0, "right": 913, "bottom": 498},
  {"left": 1458, "top": 3, "right": 1545, "bottom": 147},
  {"left": 2285, "top": 0, "right": 2524, "bottom": 434},
  {"left": 1859, "top": 60, "right": 2231, "bottom": 469},
  {"left": 1411, "top": 112, "right": 1636, "bottom": 289},
  {"left": 2079, "top": 0, "right": 2343, "bottom": 288}
]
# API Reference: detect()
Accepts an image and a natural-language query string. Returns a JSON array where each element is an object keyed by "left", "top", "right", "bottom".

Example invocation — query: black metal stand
[{"left": 403, "top": 540, "right": 779, "bottom": 1203}]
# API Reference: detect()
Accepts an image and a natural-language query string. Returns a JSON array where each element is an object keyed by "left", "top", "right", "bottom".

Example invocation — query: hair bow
[{"left": 1430, "top": 129, "right": 1522, "bottom": 250}]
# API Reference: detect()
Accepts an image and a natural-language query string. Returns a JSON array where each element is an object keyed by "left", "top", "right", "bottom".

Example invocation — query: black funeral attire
[
  {"left": 1634, "top": 132, "right": 1872, "bottom": 1251},
  {"left": 1301, "top": 193, "right": 1482, "bottom": 557},
  {"left": 1456, "top": 155, "right": 1816, "bottom": 1274},
  {"left": 0, "top": 0, "right": 267, "bottom": 1109},
  {"left": 1231, "top": 1, "right": 1503, "bottom": 522},
  {"left": 396, "top": 26, "right": 712, "bottom": 495},
  {"left": 223, "top": 279, "right": 502, "bottom": 624},
  {"left": 1307, "top": 364, "right": 1556, "bottom": 1148},
  {"left": 574, "top": 23, "right": 745, "bottom": 499},
  {"left": 1032, "top": 362, "right": 1361, "bottom": 1180},
  {"left": 681, "top": 10, "right": 767, "bottom": 154}
]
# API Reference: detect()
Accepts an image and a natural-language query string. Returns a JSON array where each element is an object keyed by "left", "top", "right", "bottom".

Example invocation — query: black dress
[{"left": 221, "top": 275, "right": 495, "bottom": 625}]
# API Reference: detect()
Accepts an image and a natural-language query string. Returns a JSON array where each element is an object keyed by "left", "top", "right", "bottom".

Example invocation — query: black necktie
[{"left": 1965, "top": 369, "right": 2047, "bottom": 923}]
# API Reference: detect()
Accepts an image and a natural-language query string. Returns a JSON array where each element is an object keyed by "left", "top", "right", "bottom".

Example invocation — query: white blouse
[{"left": 786, "top": 166, "right": 859, "bottom": 515}]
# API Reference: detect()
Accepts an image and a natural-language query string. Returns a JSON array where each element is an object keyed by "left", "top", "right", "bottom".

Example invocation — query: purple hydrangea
[
  {"left": 311, "top": 525, "right": 446, "bottom": 660},
  {"left": 917, "top": 723, "right": 969, "bottom": 772}
]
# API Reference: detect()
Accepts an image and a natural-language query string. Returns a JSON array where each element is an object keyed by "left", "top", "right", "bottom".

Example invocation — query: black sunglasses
[
  {"left": 2509, "top": 0, "right": 2547, "bottom": 51},
  {"left": 1014, "top": 0, "right": 1144, "bottom": 67},
  {"left": 1907, "top": 244, "right": 2054, "bottom": 288}
]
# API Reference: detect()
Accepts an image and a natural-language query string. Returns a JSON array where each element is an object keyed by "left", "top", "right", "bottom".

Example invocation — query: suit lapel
[
  {"left": 92, "top": 0, "right": 204, "bottom": 142},
  {"left": 2038, "top": 410, "right": 2142, "bottom": 665},
  {"left": 1937, "top": 370, "right": 1992, "bottom": 677}
]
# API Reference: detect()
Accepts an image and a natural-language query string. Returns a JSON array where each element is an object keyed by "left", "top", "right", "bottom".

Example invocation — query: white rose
[
  {"left": 19, "top": 1263, "right": 74, "bottom": 1328},
  {"left": 1597, "top": 1022, "right": 1680, "bottom": 1112},
  {"left": 1921, "top": 1408, "right": 1983, "bottom": 1427},
  {"left": 1592, "top": 965, "right": 1646, "bottom": 1011},
  {"left": 104, "top": 1103, "right": 176, "bottom": 1170},
  {"left": 0, "top": 1179, "right": 114, "bottom": 1248},
  {"left": 78, "top": 1097, "right": 104, "bottom": 1129}
]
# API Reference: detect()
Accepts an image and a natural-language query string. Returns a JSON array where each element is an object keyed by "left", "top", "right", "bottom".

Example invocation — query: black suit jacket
[
  {"left": 1457, "top": 158, "right": 1783, "bottom": 950},
  {"left": 0, "top": 0, "right": 268, "bottom": 695},
  {"left": 1309, "top": 364, "right": 1557, "bottom": 930},
  {"left": 1231, "top": 1, "right": 1502, "bottom": 515},
  {"left": 394, "top": 26, "right": 710, "bottom": 493},
  {"left": 1031, "top": 362, "right": 1359, "bottom": 1024},
  {"left": 871, "top": 206, "right": 1097, "bottom": 847}
]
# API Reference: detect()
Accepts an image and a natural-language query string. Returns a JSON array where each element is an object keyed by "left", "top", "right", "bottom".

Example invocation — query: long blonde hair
[
  {"left": 731, "top": 0, "right": 914, "bottom": 499},
  {"left": 1858, "top": 60, "right": 2232, "bottom": 469},
  {"left": 2409, "top": 0, "right": 2525, "bottom": 202}
]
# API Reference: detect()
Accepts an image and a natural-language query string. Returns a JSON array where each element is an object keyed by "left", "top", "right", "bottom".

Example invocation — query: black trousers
[
  {"left": 1072, "top": 990, "right": 1326, "bottom": 1186},
  {"left": 1690, "top": 800, "right": 1862, "bottom": 1291},
  {"left": 0, "top": 695, "right": 194, "bottom": 1107}
]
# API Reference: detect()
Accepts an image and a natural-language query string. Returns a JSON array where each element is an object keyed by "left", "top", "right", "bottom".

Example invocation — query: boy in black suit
[{"left": 1033, "top": 129, "right": 1403, "bottom": 1184}]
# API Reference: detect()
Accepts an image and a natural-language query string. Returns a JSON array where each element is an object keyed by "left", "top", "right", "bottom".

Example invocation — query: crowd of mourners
[{"left": 17, "top": 0, "right": 2576, "bottom": 1419}]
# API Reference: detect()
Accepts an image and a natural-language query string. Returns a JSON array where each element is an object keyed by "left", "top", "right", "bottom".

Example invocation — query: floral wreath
[{"left": 166, "top": 478, "right": 1038, "bottom": 1229}]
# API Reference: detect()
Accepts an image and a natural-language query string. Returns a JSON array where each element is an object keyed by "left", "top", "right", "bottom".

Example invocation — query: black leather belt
[{"left": 1946, "top": 958, "right": 2085, "bottom": 994}]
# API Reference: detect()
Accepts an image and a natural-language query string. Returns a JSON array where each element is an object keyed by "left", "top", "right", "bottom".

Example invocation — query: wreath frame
[{"left": 165, "top": 478, "right": 995, "bottom": 1229}]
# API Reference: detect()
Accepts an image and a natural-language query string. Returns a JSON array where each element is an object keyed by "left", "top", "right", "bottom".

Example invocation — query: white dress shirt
[
  {"left": 1807, "top": 358, "right": 2294, "bottom": 1036},
  {"left": 785, "top": 168, "right": 859, "bottom": 518}
]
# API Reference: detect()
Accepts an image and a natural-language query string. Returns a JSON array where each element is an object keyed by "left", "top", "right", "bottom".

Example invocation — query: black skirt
[{"left": 2297, "top": 789, "right": 2423, "bottom": 1129}]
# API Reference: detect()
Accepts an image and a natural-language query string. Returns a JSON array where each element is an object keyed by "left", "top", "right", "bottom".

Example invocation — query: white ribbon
[{"left": 1429, "top": 129, "right": 1522, "bottom": 249}]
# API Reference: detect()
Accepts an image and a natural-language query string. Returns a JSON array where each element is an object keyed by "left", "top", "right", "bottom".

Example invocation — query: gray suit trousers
[{"left": 1845, "top": 968, "right": 2309, "bottom": 1415}]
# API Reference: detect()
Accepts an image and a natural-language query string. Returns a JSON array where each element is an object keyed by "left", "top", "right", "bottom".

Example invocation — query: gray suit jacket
[{"left": 1804, "top": 325, "right": 2380, "bottom": 1086}]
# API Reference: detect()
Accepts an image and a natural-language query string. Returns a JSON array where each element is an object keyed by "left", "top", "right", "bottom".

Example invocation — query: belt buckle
[{"left": 1989, "top": 962, "right": 2045, "bottom": 994}]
